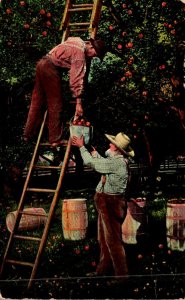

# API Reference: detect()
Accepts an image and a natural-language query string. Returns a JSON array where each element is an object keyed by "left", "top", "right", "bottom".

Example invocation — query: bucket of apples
[{"left": 70, "top": 116, "right": 93, "bottom": 145}]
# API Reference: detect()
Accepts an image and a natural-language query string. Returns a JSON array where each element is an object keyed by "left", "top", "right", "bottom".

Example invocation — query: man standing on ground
[{"left": 72, "top": 132, "right": 134, "bottom": 281}]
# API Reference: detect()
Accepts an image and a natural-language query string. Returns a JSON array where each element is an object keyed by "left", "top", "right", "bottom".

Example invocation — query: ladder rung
[
  {"left": 13, "top": 235, "right": 41, "bottom": 242},
  {"left": 6, "top": 259, "right": 34, "bottom": 268},
  {"left": 39, "top": 142, "right": 51, "bottom": 146},
  {"left": 70, "top": 28, "right": 89, "bottom": 32},
  {"left": 69, "top": 22, "right": 90, "bottom": 26},
  {"left": 27, "top": 188, "right": 56, "bottom": 193},
  {"left": 34, "top": 165, "right": 62, "bottom": 170},
  {"left": 71, "top": 4, "right": 93, "bottom": 8},
  {"left": 69, "top": 7, "right": 93, "bottom": 12},
  {"left": 40, "top": 140, "right": 68, "bottom": 147}
]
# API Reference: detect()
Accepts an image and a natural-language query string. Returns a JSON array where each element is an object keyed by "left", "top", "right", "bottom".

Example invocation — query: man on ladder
[{"left": 23, "top": 37, "right": 107, "bottom": 148}]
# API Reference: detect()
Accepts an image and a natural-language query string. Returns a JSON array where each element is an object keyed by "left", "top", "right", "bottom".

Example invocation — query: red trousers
[
  {"left": 94, "top": 192, "right": 128, "bottom": 276},
  {"left": 24, "top": 57, "right": 63, "bottom": 144}
]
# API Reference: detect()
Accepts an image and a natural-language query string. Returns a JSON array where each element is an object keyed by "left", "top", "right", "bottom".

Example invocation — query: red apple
[
  {"left": 118, "top": 44, "right": 122, "bottom": 49},
  {"left": 122, "top": 3, "right": 127, "bottom": 8},
  {"left": 128, "top": 57, "right": 134, "bottom": 65},
  {"left": 23, "top": 23, "right": 30, "bottom": 29},
  {"left": 75, "top": 249, "right": 80, "bottom": 255},
  {"left": 127, "top": 9, "right": 133, "bottom": 15},
  {"left": 120, "top": 76, "right": 126, "bottom": 82},
  {"left": 142, "top": 91, "right": 148, "bottom": 97},
  {"left": 162, "top": 2, "right": 167, "bottom": 7},
  {"left": 6, "top": 8, "right": 12, "bottom": 14},
  {"left": 46, "top": 20, "right": 52, "bottom": 27},
  {"left": 46, "top": 12, "right": 52, "bottom": 18},
  {"left": 109, "top": 25, "right": 113, "bottom": 31},
  {"left": 84, "top": 245, "right": 89, "bottom": 251},
  {"left": 20, "top": 1, "right": 26, "bottom": 6},
  {"left": 125, "top": 70, "right": 132, "bottom": 78},
  {"left": 42, "top": 31, "right": 47, "bottom": 37},
  {"left": 159, "top": 64, "right": 166, "bottom": 70},
  {"left": 86, "top": 121, "right": 91, "bottom": 126},
  {"left": 126, "top": 42, "right": 133, "bottom": 48},
  {"left": 137, "top": 254, "right": 143, "bottom": 259},
  {"left": 39, "top": 9, "right": 46, "bottom": 15},
  {"left": 138, "top": 33, "right": 144, "bottom": 39},
  {"left": 7, "top": 40, "right": 12, "bottom": 47},
  {"left": 122, "top": 31, "right": 127, "bottom": 37},
  {"left": 170, "top": 29, "right": 176, "bottom": 35}
]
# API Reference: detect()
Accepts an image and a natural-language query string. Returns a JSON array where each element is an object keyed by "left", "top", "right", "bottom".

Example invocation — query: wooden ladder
[
  {"left": 0, "top": 0, "right": 102, "bottom": 293},
  {"left": 60, "top": 0, "right": 102, "bottom": 41},
  {"left": 0, "top": 111, "right": 72, "bottom": 290}
]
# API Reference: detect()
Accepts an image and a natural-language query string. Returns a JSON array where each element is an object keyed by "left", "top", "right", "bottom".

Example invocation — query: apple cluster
[{"left": 72, "top": 119, "right": 91, "bottom": 127}]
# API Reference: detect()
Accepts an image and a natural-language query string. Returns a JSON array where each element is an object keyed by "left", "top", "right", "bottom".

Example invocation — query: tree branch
[{"left": 102, "top": 0, "right": 125, "bottom": 28}]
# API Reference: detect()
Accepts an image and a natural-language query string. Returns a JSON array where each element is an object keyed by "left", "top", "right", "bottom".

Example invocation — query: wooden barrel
[
  {"left": 6, "top": 207, "right": 47, "bottom": 233},
  {"left": 62, "top": 199, "right": 88, "bottom": 240},
  {"left": 166, "top": 199, "right": 185, "bottom": 251},
  {"left": 122, "top": 198, "right": 147, "bottom": 244}
]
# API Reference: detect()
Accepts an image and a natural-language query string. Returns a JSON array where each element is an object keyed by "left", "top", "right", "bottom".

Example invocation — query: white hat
[{"left": 105, "top": 132, "right": 135, "bottom": 157}]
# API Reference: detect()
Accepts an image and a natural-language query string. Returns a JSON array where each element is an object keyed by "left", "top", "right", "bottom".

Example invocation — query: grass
[{"left": 0, "top": 174, "right": 185, "bottom": 298}]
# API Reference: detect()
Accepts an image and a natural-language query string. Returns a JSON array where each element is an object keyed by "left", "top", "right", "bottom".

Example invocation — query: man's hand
[
  {"left": 71, "top": 135, "right": 84, "bottom": 148},
  {"left": 75, "top": 103, "right": 83, "bottom": 119}
]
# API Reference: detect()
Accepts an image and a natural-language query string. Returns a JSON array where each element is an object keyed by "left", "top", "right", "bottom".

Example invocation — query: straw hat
[{"left": 105, "top": 132, "right": 135, "bottom": 157}]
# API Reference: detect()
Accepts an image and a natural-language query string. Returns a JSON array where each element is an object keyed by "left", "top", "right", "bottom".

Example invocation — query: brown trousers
[
  {"left": 94, "top": 192, "right": 128, "bottom": 276},
  {"left": 24, "top": 57, "right": 63, "bottom": 144}
]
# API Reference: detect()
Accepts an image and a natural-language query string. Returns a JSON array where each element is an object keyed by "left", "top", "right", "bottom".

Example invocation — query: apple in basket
[{"left": 72, "top": 119, "right": 91, "bottom": 126}]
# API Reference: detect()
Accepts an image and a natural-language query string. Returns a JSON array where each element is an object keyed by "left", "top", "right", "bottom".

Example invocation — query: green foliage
[
  {"left": 147, "top": 193, "right": 167, "bottom": 220},
  {"left": 0, "top": 0, "right": 184, "bottom": 179},
  {"left": 0, "top": 0, "right": 65, "bottom": 88}
]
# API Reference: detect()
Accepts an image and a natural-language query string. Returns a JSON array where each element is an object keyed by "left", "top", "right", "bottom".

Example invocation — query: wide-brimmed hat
[
  {"left": 105, "top": 132, "right": 135, "bottom": 157},
  {"left": 89, "top": 38, "right": 107, "bottom": 60}
]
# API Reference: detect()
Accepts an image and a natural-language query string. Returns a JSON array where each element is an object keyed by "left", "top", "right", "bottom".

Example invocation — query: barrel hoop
[
  {"left": 63, "top": 227, "right": 86, "bottom": 231},
  {"left": 167, "top": 204, "right": 185, "bottom": 208},
  {"left": 167, "top": 235, "right": 185, "bottom": 240},
  {"left": 62, "top": 209, "right": 87, "bottom": 212},
  {"left": 166, "top": 216, "right": 185, "bottom": 220}
]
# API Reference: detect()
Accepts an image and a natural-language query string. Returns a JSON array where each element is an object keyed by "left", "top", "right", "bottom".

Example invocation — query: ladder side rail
[
  {"left": 89, "top": 0, "right": 102, "bottom": 39},
  {"left": 27, "top": 139, "right": 72, "bottom": 290},
  {"left": 59, "top": 0, "right": 71, "bottom": 42},
  {"left": 59, "top": 0, "right": 71, "bottom": 30},
  {"left": 0, "top": 111, "right": 48, "bottom": 277}
]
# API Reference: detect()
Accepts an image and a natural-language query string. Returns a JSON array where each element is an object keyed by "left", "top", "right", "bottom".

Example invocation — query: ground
[{"left": 0, "top": 166, "right": 185, "bottom": 299}]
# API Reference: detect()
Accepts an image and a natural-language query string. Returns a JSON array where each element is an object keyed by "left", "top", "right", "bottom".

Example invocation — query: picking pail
[
  {"left": 70, "top": 125, "right": 93, "bottom": 145},
  {"left": 62, "top": 199, "right": 88, "bottom": 240},
  {"left": 6, "top": 207, "right": 47, "bottom": 233},
  {"left": 166, "top": 199, "right": 185, "bottom": 251}
]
